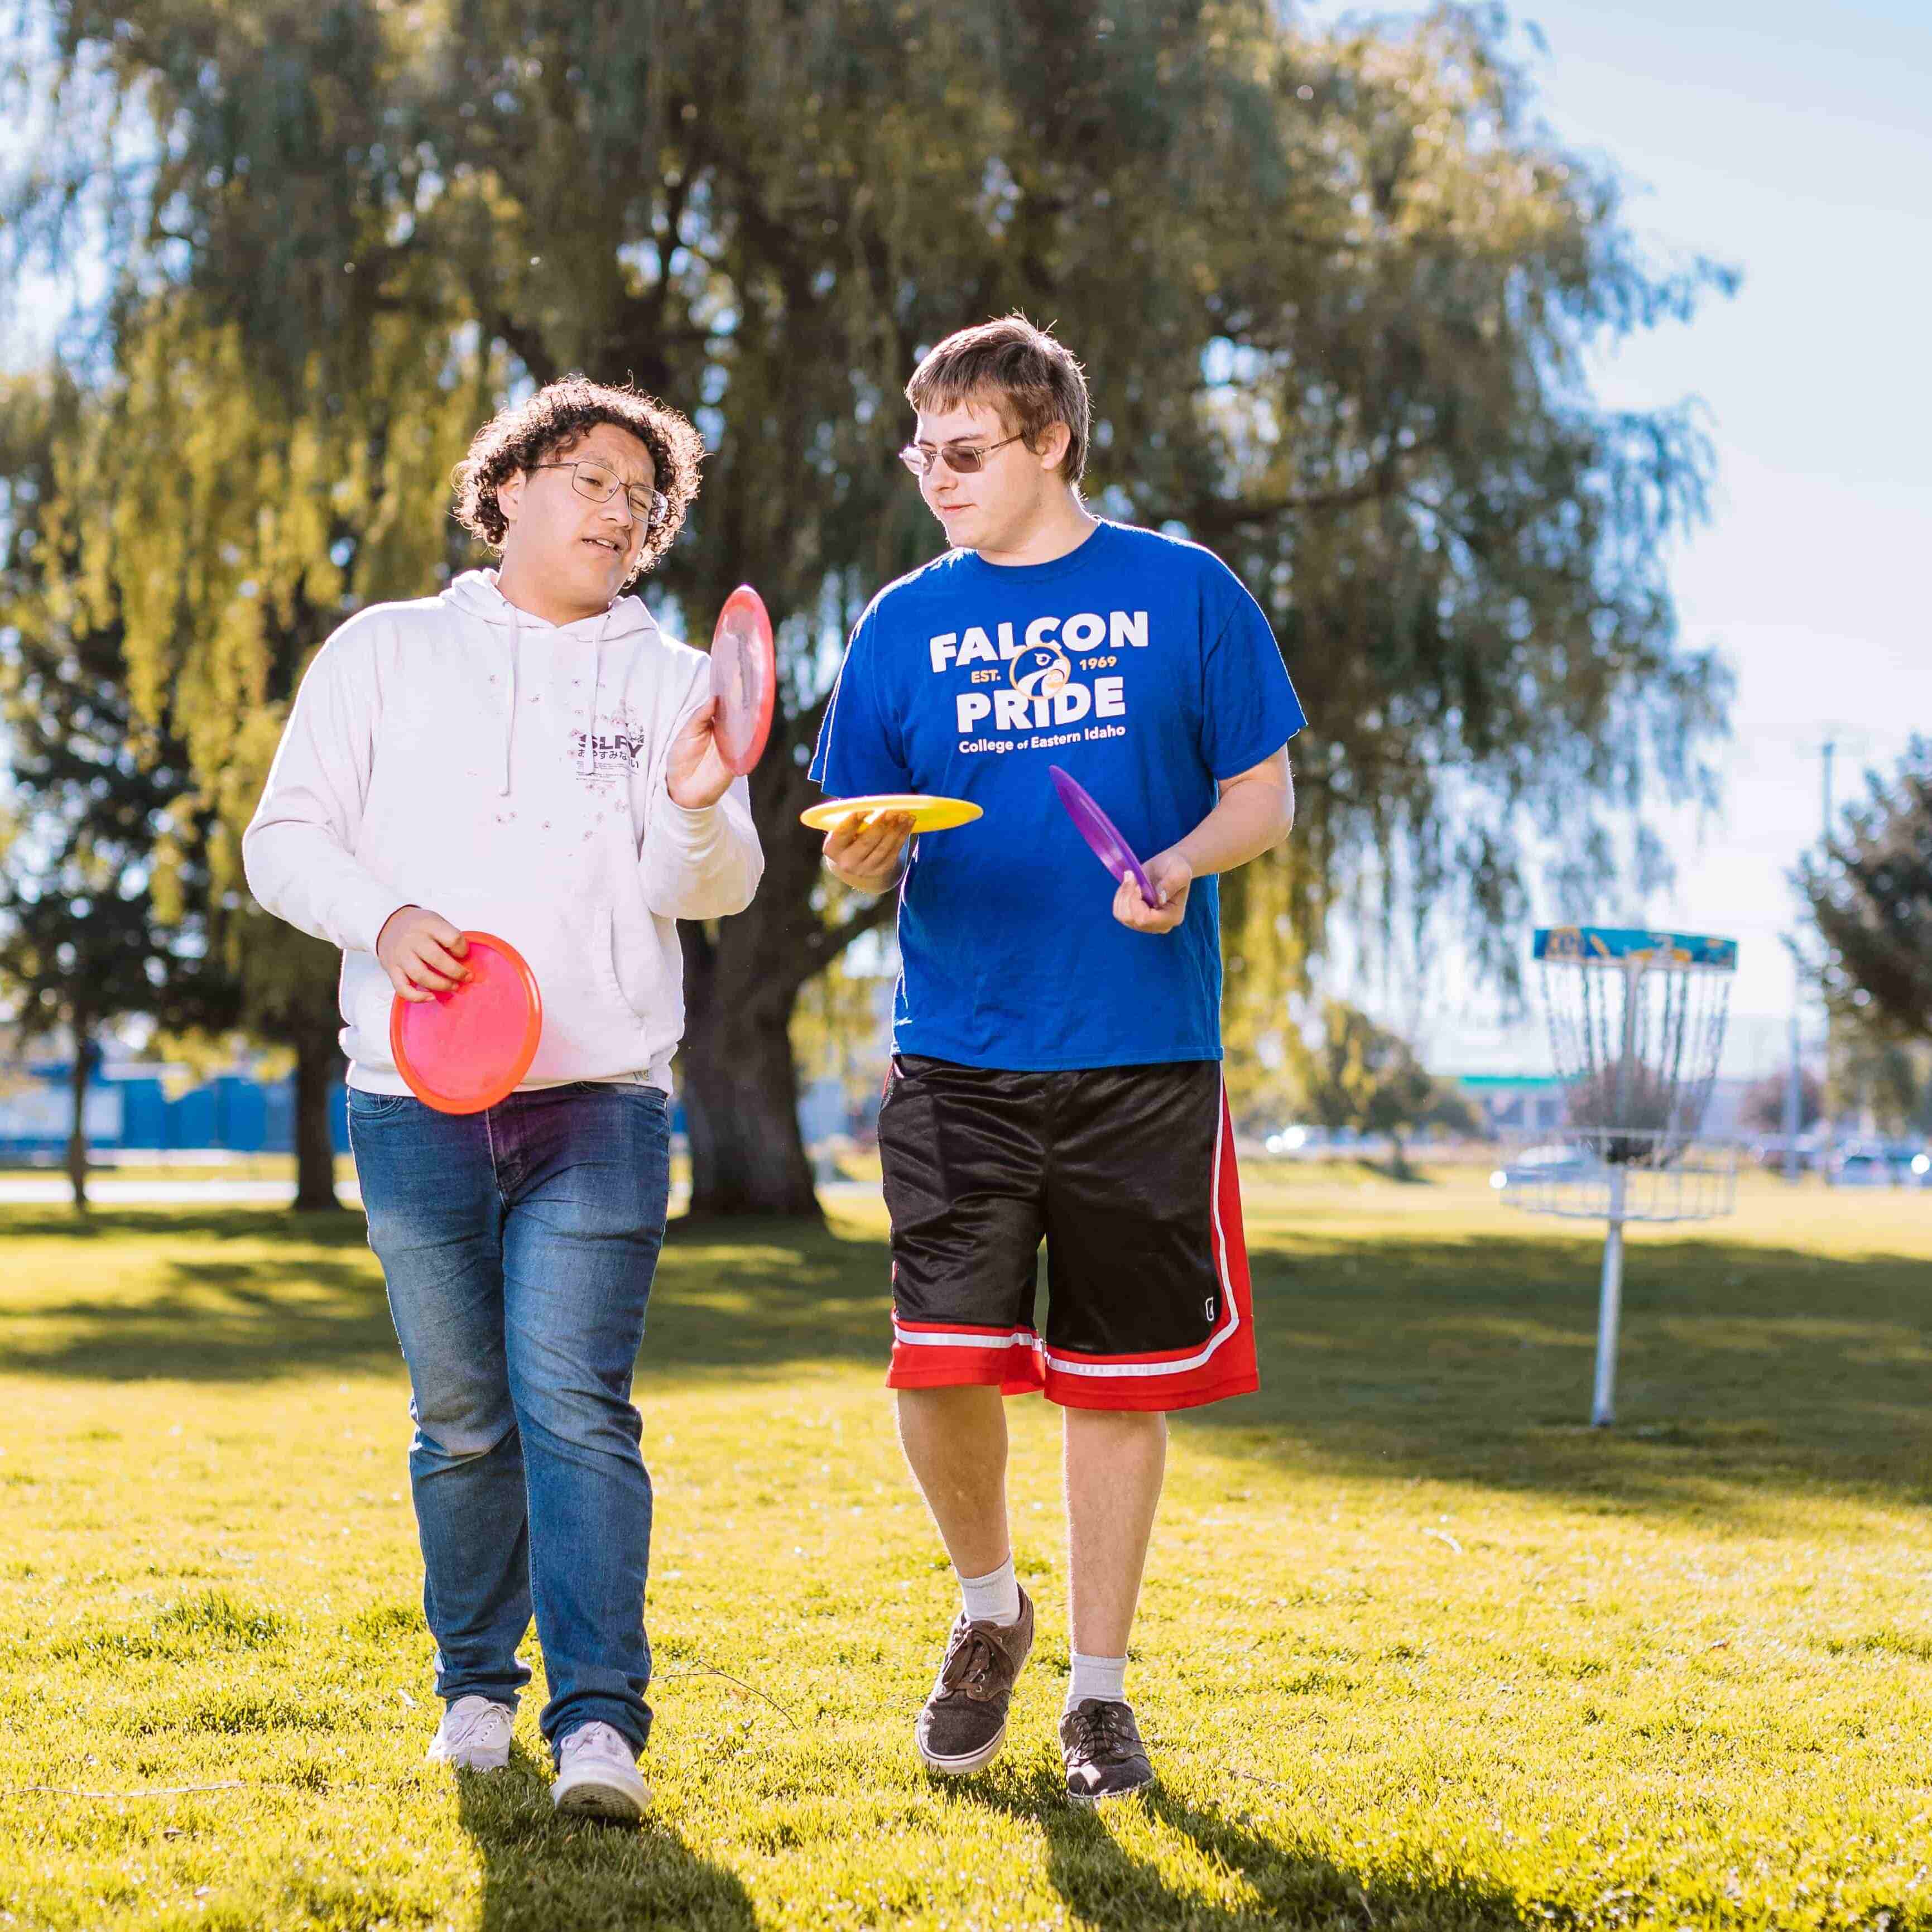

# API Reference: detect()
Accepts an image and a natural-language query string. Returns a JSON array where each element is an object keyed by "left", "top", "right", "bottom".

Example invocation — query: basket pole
[
  {"left": 1530, "top": 930, "right": 1738, "bottom": 1425},
  {"left": 1591, "top": 1166, "right": 1627, "bottom": 1427}
]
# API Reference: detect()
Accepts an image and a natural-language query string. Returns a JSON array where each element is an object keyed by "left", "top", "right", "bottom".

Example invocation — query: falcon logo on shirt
[{"left": 1011, "top": 645, "right": 1071, "bottom": 697}]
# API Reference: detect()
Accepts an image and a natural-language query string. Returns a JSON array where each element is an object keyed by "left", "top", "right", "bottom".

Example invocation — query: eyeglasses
[
  {"left": 897, "top": 434, "right": 1025, "bottom": 478},
  {"left": 531, "top": 459, "right": 669, "bottom": 529}
]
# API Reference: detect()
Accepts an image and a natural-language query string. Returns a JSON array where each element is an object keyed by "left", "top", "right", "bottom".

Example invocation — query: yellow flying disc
[{"left": 800, "top": 793, "right": 983, "bottom": 834}]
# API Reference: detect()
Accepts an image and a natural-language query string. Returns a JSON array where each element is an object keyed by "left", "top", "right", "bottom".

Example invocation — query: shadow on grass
[
  {"left": 454, "top": 1747, "right": 754, "bottom": 1932},
  {"left": 0, "top": 1208, "right": 886, "bottom": 1386},
  {"left": 959, "top": 1763, "right": 1529, "bottom": 1929},
  {"left": 7, "top": 1204, "right": 1932, "bottom": 1524},
  {"left": 0, "top": 1208, "right": 400, "bottom": 1381},
  {"left": 1186, "top": 1226, "right": 1932, "bottom": 1522}
]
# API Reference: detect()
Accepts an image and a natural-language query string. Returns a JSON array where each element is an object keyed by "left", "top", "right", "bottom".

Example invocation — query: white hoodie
[{"left": 242, "top": 570, "right": 764, "bottom": 1093}]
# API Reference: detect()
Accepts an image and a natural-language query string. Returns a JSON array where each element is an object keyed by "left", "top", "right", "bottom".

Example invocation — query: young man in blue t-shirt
[{"left": 810, "top": 316, "right": 1304, "bottom": 1803}]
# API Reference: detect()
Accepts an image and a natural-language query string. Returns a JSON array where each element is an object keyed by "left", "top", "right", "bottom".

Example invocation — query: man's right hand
[
  {"left": 376, "top": 906, "right": 471, "bottom": 1002},
  {"left": 822, "top": 810, "right": 915, "bottom": 892}
]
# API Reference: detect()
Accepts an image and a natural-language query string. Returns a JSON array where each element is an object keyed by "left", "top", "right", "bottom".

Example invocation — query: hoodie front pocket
[
  {"left": 341, "top": 953, "right": 401, "bottom": 1065},
  {"left": 597, "top": 906, "right": 649, "bottom": 1023}
]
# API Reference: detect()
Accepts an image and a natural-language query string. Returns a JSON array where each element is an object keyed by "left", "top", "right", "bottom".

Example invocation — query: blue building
[{"left": 0, "top": 1060, "right": 349, "bottom": 1160}]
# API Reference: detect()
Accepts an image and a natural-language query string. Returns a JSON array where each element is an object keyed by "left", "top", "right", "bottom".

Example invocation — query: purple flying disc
[{"left": 1049, "top": 765, "right": 1157, "bottom": 905}]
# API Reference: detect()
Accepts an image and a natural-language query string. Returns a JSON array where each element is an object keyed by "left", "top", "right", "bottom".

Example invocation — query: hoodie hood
[
  {"left": 441, "top": 568, "right": 656, "bottom": 642},
  {"left": 441, "top": 570, "right": 657, "bottom": 795}
]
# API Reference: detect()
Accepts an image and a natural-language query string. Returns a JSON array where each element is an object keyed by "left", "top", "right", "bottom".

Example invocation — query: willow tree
[
  {"left": 9, "top": 0, "right": 1731, "bottom": 1213},
  {"left": 8, "top": 316, "right": 492, "bottom": 1206},
  {"left": 0, "top": 373, "right": 239, "bottom": 1205}
]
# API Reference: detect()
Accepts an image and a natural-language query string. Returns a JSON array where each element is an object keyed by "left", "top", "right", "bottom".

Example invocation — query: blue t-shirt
[{"left": 809, "top": 520, "right": 1305, "bottom": 1071}]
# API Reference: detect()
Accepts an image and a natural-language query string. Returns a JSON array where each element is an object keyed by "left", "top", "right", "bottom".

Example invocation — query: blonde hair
[{"left": 905, "top": 315, "right": 1091, "bottom": 483}]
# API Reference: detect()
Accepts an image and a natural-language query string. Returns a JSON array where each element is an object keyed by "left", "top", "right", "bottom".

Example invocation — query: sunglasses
[
  {"left": 531, "top": 459, "right": 669, "bottom": 530},
  {"left": 897, "top": 433, "right": 1024, "bottom": 477}
]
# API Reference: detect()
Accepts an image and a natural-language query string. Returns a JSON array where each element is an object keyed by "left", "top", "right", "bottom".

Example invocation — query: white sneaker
[
  {"left": 425, "top": 1695, "right": 515, "bottom": 1771},
  {"left": 551, "top": 1720, "right": 650, "bottom": 1822}
]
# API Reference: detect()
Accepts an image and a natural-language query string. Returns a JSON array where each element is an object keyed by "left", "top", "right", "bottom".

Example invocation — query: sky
[{"left": 1311, "top": 0, "right": 1932, "bottom": 1070}]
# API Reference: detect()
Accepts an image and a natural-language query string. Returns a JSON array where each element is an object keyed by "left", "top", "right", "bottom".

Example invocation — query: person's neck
[
  {"left": 492, "top": 560, "right": 609, "bottom": 629},
  {"left": 972, "top": 493, "right": 1099, "bottom": 569}
]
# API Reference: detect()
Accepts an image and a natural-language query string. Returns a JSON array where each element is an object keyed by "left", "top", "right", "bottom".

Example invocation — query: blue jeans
[{"left": 349, "top": 1080, "right": 670, "bottom": 1756}]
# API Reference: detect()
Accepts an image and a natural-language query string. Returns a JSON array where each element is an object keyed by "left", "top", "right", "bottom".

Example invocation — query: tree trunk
[
  {"left": 674, "top": 743, "right": 899, "bottom": 1219},
  {"left": 679, "top": 920, "right": 822, "bottom": 1219},
  {"left": 292, "top": 1022, "right": 344, "bottom": 1212},
  {"left": 65, "top": 1026, "right": 92, "bottom": 1213}
]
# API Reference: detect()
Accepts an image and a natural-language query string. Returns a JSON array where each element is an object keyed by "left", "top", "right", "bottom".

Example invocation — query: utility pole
[
  {"left": 1810, "top": 728, "right": 1876, "bottom": 1183},
  {"left": 1782, "top": 1006, "right": 1802, "bottom": 1182},
  {"left": 1819, "top": 735, "right": 1837, "bottom": 1185}
]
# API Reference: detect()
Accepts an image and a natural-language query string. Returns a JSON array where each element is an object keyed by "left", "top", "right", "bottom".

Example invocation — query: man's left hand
[
  {"left": 665, "top": 696, "right": 735, "bottom": 809},
  {"left": 1113, "top": 849, "right": 1191, "bottom": 934}
]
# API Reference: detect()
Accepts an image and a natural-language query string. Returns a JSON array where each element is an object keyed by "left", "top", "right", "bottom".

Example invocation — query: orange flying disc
[{"left": 390, "top": 931, "right": 543, "bottom": 1116}]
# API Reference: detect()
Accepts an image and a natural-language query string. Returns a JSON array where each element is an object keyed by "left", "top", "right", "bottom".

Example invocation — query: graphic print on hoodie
[{"left": 243, "top": 570, "right": 765, "bottom": 1093}]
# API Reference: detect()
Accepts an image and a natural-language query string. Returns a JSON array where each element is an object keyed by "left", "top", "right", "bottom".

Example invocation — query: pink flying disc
[
  {"left": 709, "top": 585, "right": 775, "bottom": 775},
  {"left": 390, "top": 931, "right": 543, "bottom": 1116},
  {"left": 1049, "top": 765, "right": 1157, "bottom": 905}
]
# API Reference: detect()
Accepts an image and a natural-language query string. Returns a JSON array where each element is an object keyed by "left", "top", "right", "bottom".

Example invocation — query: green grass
[{"left": 2, "top": 1170, "right": 1931, "bottom": 1928}]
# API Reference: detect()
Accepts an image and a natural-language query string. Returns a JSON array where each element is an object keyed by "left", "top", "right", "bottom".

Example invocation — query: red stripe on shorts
[
  {"left": 1041, "top": 1080, "right": 1259, "bottom": 1412},
  {"left": 888, "top": 1319, "right": 1047, "bottom": 1397}
]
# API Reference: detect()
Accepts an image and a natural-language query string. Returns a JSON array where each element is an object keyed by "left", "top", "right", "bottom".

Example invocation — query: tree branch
[
  {"left": 483, "top": 307, "right": 559, "bottom": 387},
  {"left": 1188, "top": 473, "right": 1400, "bottom": 535},
  {"left": 799, "top": 890, "right": 899, "bottom": 975}
]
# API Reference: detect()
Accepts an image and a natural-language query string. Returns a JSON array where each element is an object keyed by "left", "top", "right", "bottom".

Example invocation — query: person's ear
[
  {"left": 497, "top": 470, "right": 527, "bottom": 529},
  {"left": 1034, "top": 422, "right": 1071, "bottom": 475}
]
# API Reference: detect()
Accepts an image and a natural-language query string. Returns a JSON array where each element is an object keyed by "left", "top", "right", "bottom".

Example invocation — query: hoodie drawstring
[
  {"left": 444, "top": 569, "right": 637, "bottom": 796},
  {"left": 589, "top": 606, "right": 616, "bottom": 777},
  {"left": 501, "top": 600, "right": 520, "bottom": 796}
]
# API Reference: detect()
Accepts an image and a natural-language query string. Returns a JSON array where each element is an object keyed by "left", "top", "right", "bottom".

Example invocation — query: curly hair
[{"left": 453, "top": 376, "right": 705, "bottom": 581}]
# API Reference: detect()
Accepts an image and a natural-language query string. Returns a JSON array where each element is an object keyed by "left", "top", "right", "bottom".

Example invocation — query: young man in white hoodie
[{"left": 244, "top": 376, "right": 763, "bottom": 1821}]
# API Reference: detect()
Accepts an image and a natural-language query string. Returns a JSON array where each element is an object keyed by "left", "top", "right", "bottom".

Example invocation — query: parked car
[
  {"left": 1489, "top": 1143, "right": 1589, "bottom": 1191},
  {"left": 1828, "top": 1142, "right": 1930, "bottom": 1188}
]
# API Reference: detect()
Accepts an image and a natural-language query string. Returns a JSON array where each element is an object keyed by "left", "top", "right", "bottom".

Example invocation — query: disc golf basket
[{"left": 1495, "top": 927, "right": 1739, "bottom": 1426}]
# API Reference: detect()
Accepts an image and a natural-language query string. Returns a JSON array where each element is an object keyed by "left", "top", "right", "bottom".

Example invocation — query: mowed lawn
[{"left": 3, "top": 1168, "right": 1931, "bottom": 1930}]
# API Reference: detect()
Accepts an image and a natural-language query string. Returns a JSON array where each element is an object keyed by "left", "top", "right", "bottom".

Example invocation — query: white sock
[
  {"left": 1065, "top": 1650, "right": 1127, "bottom": 1712},
  {"left": 957, "top": 1555, "right": 1022, "bottom": 1627}
]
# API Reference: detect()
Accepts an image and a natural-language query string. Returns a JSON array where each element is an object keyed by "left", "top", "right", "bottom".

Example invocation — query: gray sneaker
[
  {"left": 1060, "top": 1698, "right": 1155, "bottom": 1804},
  {"left": 551, "top": 1720, "right": 650, "bottom": 1822},
  {"left": 424, "top": 1695, "right": 514, "bottom": 1771},
  {"left": 914, "top": 1588, "right": 1035, "bottom": 1775}
]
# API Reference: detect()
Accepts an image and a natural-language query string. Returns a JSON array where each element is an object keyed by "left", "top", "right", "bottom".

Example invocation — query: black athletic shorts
[{"left": 875, "top": 1054, "right": 1257, "bottom": 1412}]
